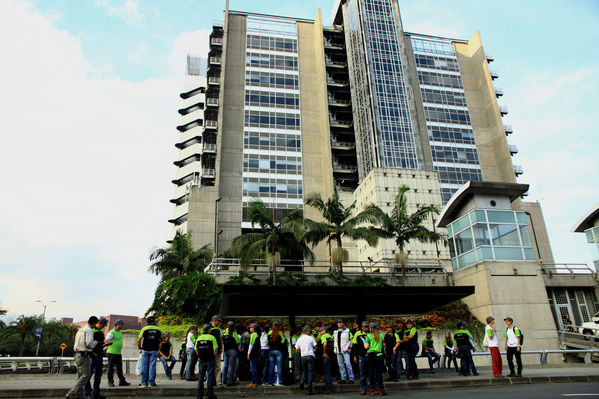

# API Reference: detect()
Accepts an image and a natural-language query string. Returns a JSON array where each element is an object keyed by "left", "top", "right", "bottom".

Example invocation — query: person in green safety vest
[
  {"left": 421, "top": 330, "right": 441, "bottom": 372},
  {"left": 352, "top": 321, "right": 369, "bottom": 395},
  {"left": 290, "top": 327, "right": 302, "bottom": 383},
  {"left": 222, "top": 320, "right": 241, "bottom": 386},
  {"left": 320, "top": 327, "right": 335, "bottom": 393},
  {"left": 454, "top": 321, "right": 478, "bottom": 376},
  {"left": 364, "top": 323, "right": 387, "bottom": 396},
  {"left": 158, "top": 333, "right": 177, "bottom": 380},
  {"left": 105, "top": 319, "right": 130, "bottom": 387},
  {"left": 195, "top": 323, "right": 218, "bottom": 399}
]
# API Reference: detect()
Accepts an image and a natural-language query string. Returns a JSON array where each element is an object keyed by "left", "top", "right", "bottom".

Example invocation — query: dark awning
[{"left": 222, "top": 285, "right": 475, "bottom": 318}]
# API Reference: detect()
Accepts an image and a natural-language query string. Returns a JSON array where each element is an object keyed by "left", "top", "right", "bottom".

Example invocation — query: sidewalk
[{"left": 0, "top": 365, "right": 598, "bottom": 398}]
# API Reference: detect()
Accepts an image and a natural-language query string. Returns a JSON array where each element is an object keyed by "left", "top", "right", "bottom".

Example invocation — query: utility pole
[{"left": 35, "top": 300, "right": 56, "bottom": 356}]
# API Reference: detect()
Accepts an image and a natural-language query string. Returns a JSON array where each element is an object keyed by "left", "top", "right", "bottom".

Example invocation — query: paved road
[{"left": 84, "top": 383, "right": 599, "bottom": 399}]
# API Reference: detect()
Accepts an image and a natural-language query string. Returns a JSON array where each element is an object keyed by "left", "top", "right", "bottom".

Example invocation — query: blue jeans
[
  {"left": 140, "top": 350, "right": 158, "bottom": 386},
  {"left": 357, "top": 355, "right": 368, "bottom": 390},
  {"left": 395, "top": 351, "right": 404, "bottom": 377},
  {"left": 185, "top": 348, "right": 197, "bottom": 379},
  {"left": 197, "top": 359, "right": 215, "bottom": 398},
  {"left": 323, "top": 357, "right": 334, "bottom": 392},
  {"left": 222, "top": 349, "right": 238, "bottom": 384},
  {"left": 300, "top": 356, "right": 315, "bottom": 393},
  {"left": 336, "top": 352, "right": 354, "bottom": 381},
  {"left": 250, "top": 358, "right": 259, "bottom": 384},
  {"left": 424, "top": 350, "right": 441, "bottom": 369},
  {"left": 367, "top": 354, "right": 384, "bottom": 391},
  {"left": 261, "top": 349, "right": 270, "bottom": 383},
  {"left": 458, "top": 345, "right": 477, "bottom": 375},
  {"left": 399, "top": 350, "right": 410, "bottom": 378},
  {"left": 159, "top": 355, "right": 177, "bottom": 377},
  {"left": 385, "top": 352, "right": 396, "bottom": 379},
  {"left": 268, "top": 349, "right": 284, "bottom": 385},
  {"left": 83, "top": 354, "right": 102, "bottom": 397}
]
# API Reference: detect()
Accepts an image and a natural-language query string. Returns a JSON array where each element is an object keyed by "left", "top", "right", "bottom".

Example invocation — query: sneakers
[
  {"left": 118, "top": 381, "right": 131, "bottom": 386},
  {"left": 273, "top": 383, "right": 284, "bottom": 387},
  {"left": 247, "top": 383, "right": 257, "bottom": 387},
  {"left": 138, "top": 384, "right": 147, "bottom": 388},
  {"left": 107, "top": 383, "right": 115, "bottom": 387}
]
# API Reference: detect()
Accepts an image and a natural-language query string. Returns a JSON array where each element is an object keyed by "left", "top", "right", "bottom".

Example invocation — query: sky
[{"left": 0, "top": 0, "right": 598, "bottom": 323}]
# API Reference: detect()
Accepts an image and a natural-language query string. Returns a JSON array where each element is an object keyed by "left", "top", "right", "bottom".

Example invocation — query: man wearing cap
[
  {"left": 65, "top": 316, "right": 98, "bottom": 399},
  {"left": 246, "top": 323, "right": 261, "bottom": 387},
  {"left": 196, "top": 323, "right": 218, "bottom": 399},
  {"left": 383, "top": 324, "right": 398, "bottom": 381},
  {"left": 159, "top": 333, "right": 177, "bottom": 380},
  {"left": 485, "top": 316, "right": 502, "bottom": 377},
  {"left": 106, "top": 319, "right": 131, "bottom": 387},
  {"left": 137, "top": 315, "right": 162, "bottom": 388},
  {"left": 222, "top": 320, "right": 240, "bottom": 386},
  {"left": 209, "top": 315, "right": 224, "bottom": 386},
  {"left": 352, "top": 321, "right": 369, "bottom": 394},
  {"left": 504, "top": 316, "right": 522, "bottom": 377},
  {"left": 400, "top": 320, "right": 419, "bottom": 380},
  {"left": 392, "top": 320, "right": 406, "bottom": 379},
  {"left": 84, "top": 316, "right": 108, "bottom": 399},
  {"left": 333, "top": 319, "right": 354, "bottom": 384}
]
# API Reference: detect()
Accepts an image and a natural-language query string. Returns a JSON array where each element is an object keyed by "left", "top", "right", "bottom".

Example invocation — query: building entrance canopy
[{"left": 222, "top": 285, "right": 475, "bottom": 318}]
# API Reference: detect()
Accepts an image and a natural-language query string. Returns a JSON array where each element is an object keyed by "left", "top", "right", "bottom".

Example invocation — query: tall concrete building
[{"left": 169, "top": 0, "right": 550, "bottom": 266}]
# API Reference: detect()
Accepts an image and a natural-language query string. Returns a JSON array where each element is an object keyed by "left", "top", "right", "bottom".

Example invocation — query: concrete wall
[
  {"left": 187, "top": 185, "right": 219, "bottom": 251},
  {"left": 214, "top": 14, "right": 247, "bottom": 254},
  {"left": 520, "top": 201, "right": 555, "bottom": 265},
  {"left": 352, "top": 168, "right": 450, "bottom": 266},
  {"left": 298, "top": 11, "right": 334, "bottom": 262},
  {"left": 452, "top": 260, "right": 561, "bottom": 363},
  {"left": 454, "top": 32, "right": 515, "bottom": 184}
]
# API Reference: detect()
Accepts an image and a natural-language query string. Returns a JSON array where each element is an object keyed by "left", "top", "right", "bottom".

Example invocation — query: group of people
[{"left": 66, "top": 313, "right": 524, "bottom": 399}]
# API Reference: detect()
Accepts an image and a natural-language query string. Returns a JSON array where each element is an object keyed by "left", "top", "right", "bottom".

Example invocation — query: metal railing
[
  {"left": 0, "top": 356, "right": 140, "bottom": 374},
  {"left": 541, "top": 263, "right": 596, "bottom": 278},
  {"left": 204, "top": 258, "right": 447, "bottom": 279}
]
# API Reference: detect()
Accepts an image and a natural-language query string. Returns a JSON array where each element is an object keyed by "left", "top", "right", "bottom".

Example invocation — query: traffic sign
[{"left": 60, "top": 343, "right": 67, "bottom": 350}]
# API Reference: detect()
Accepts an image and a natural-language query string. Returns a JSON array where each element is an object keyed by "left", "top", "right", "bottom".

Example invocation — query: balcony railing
[
  {"left": 332, "top": 163, "right": 358, "bottom": 172},
  {"left": 504, "top": 124, "right": 513, "bottom": 135},
  {"left": 206, "top": 97, "right": 219, "bottom": 107},
  {"left": 329, "top": 118, "right": 352, "bottom": 127},
  {"left": 508, "top": 144, "right": 518, "bottom": 155},
  {"left": 328, "top": 97, "right": 351, "bottom": 106},
  {"left": 203, "top": 143, "right": 217, "bottom": 152},
  {"left": 499, "top": 105, "right": 508, "bottom": 115},
  {"left": 486, "top": 53, "right": 494, "bottom": 62},
  {"left": 513, "top": 164, "right": 523, "bottom": 176},
  {"left": 202, "top": 168, "right": 216, "bottom": 177},
  {"left": 211, "top": 37, "right": 223, "bottom": 45},
  {"left": 209, "top": 57, "right": 222, "bottom": 65},
  {"left": 489, "top": 69, "right": 499, "bottom": 79},
  {"left": 205, "top": 120, "right": 218, "bottom": 128},
  {"left": 324, "top": 40, "right": 345, "bottom": 50},
  {"left": 326, "top": 77, "right": 348, "bottom": 86},
  {"left": 495, "top": 87, "right": 504, "bottom": 97},
  {"left": 325, "top": 58, "right": 346, "bottom": 67},
  {"left": 330, "top": 139, "right": 355, "bottom": 149},
  {"left": 208, "top": 77, "right": 220, "bottom": 85}
]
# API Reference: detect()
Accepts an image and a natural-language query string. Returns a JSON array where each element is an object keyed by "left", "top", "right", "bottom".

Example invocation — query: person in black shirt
[
  {"left": 393, "top": 320, "right": 406, "bottom": 378},
  {"left": 84, "top": 316, "right": 107, "bottom": 399},
  {"left": 352, "top": 321, "right": 369, "bottom": 395},
  {"left": 137, "top": 315, "right": 163, "bottom": 387},
  {"left": 383, "top": 324, "right": 397, "bottom": 381},
  {"left": 159, "top": 333, "right": 177, "bottom": 379}
]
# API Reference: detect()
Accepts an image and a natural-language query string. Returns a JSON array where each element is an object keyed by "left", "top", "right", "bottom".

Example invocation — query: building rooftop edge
[
  {"left": 571, "top": 202, "right": 599, "bottom": 233},
  {"left": 228, "top": 9, "right": 315, "bottom": 23},
  {"left": 437, "top": 181, "right": 530, "bottom": 228}
]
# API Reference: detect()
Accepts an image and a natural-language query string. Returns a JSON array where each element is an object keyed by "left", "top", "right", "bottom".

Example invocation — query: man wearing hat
[
  {"left": 454, "top": 321, "right": 478, "bottom": 376},
  {"left": 222, "top": 320, "right": 240, "bottom": 386},
  {"left": 503, "top": 316, "right": 522, "bottom": 377},
  {"left": 209, "top": 315, "right": 224, "bottom": 385},
  {"left": 333, "top": 319, "right": 354, "bottom": 384},
  {"left": 137, "top": 315, "right": 163, "bottom": 387},
  {"left": 400, "top": 320, "right": 419, "bottom": 380},
  {"left": 106, "top": 319, "right": 131, "bottom": 387},
  {"left": 65, "top": 316, "right": 98, "bottom": 399},
  {"left": 196, "top": 323, "right": 218, "bottom": 399},
  {"left": 352, "top": 321, "right": 369, "bottom": 394},
  {"left": 84, "top": 316, "right": 108, "bottom": 399},
  {"left": 485, "top": 316, "right": 502, "bottom": 377}
]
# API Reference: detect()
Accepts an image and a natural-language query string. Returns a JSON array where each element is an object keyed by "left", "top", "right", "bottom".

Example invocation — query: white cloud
[
  {"left": 0, "top": 0, "right": 179, "bottom": 320},
  {"left": 93, "top": 0, "right": 145, "bottom": 25},
  {"left": 168, "top": 29, "right": 210, "bottom": 75}
]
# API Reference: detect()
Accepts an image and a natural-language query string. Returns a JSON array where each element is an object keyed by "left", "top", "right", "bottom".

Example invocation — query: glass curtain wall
[
  {"left": 447, "top": 209, "right": 535, "bottom": 270},
  {"left": 410, "top": 35, "right": 483, "bottom": 203},
  {"left": 242, "top": 16, "right": 303, "bottom": 226},
  {"left": 585, "top": 226, "right": 599, "bottom": 271}
]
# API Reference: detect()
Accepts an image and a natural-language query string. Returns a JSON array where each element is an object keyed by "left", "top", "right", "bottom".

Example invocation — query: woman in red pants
[{"left": 485, "top": 316, "right": 502, "bottom": 377}]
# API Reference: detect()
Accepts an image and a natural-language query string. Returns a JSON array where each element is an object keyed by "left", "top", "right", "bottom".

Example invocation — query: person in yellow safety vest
[{"left": 105, "top": 319, "right": 131, "bottom": 387}]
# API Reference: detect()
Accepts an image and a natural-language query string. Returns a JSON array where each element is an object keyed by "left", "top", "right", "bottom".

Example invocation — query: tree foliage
[
  {"left": 146, "top": 272, "right": 221, "bottom": 321},
  {"left": 149, "top": 231, "right": 213, "bottom": 282},
  {"left": 231, "top": 200, "right": 314, "bottom": 284},
  {"left": 304, "top": 186, "right": 380, "bottom": 275},
  {"left": 366, "top": 184, "right": 443, "bottom": 281},
  {"left": 0, "top": 315, "right": 77, "bottom": 357}
]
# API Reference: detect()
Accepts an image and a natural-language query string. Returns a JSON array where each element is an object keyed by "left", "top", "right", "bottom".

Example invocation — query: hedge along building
[{"left": 167, "top": 0, "right": 598, "bottom": 362}]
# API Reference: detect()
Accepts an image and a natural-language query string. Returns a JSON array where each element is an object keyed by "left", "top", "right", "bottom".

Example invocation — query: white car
[{"left": 580, "top": 312, "right": 599, "bottom": 336}]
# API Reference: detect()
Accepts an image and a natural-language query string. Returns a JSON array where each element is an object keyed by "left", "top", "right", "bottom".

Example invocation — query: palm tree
[
  {"left": 149, "top": 231, "right": 213, "bottom": 282},
  {"left": 1, "top": 315, "right": 39, "bottom": 356},
  {"left": 366, "top": 184, "right": 443, "bottom": 283},
  {"left": 231, "top": 200, "right": 314, "bottom": 285},
  {"left": 304, "top": 186, "right": 380, "bottom": 276}
]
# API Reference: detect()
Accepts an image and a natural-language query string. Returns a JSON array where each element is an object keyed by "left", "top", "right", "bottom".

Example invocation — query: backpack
[
  {"left": 506, "top": 326, "right": 524, "bottom": 346},
  {"left": 197, "top": 338, "right": 216, "bottom": 361},
  {"left": 223, "top": 333, "right": 237, "bottom": 352}
]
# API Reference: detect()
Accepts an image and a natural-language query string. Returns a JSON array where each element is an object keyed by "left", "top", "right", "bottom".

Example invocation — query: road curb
[{"left": 1, "top": 375, "right": 598, "bottom": 398}]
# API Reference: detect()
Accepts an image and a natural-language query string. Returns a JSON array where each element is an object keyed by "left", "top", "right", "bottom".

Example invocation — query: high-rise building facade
[{"left": 169, "top": 0, "right": 550, "bottom": 267}]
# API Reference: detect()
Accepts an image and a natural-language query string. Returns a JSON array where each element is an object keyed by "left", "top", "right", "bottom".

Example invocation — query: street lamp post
[
  {"left": 214, "top": 196, "right": 222, "bottom": 259},
  {"left": 35, "top": 300, "right": 55, "bottom": 356}
]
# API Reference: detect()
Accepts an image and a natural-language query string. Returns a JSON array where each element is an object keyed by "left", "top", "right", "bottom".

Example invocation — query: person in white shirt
[
  {"left": 65, "top": 316, "right": 98, "bottom": 399},
  {"left": 504, "top": 316, "right": 522, "bottom": 377},
  {"left": 184, "top": 326, "right": 199, "bottom": 380},
  {"left": 333, "top": 319, "right": 354, "bottom": 384},
  {"left": 260, "top": 323, "right": 271, "bottom": 385},
  {"left": 295, "top": 326, "right": 318, "bottom": 395},
  {"left": 485, "top": 316, "right": 502, "bottom": 378}
]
